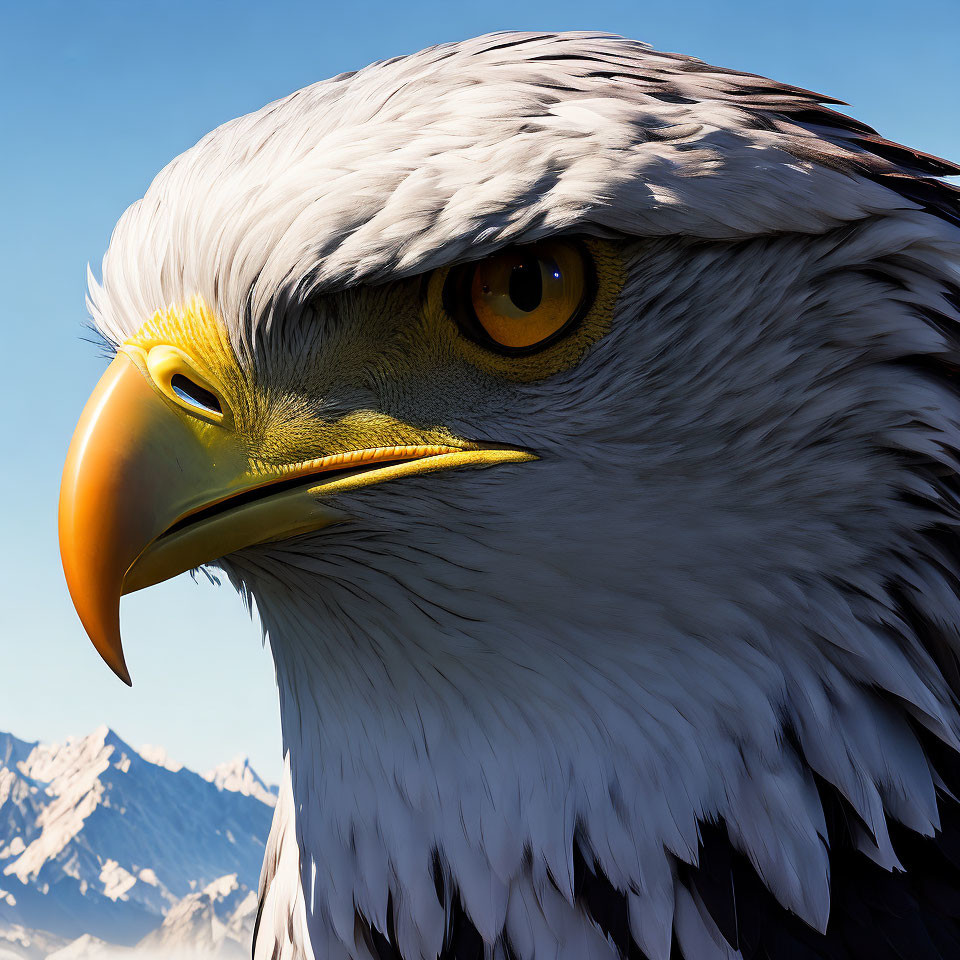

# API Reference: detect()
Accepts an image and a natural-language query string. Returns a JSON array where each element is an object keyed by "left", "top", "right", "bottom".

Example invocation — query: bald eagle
[{"left": 59, "top": 31, "right": 960, "bottom": 960}]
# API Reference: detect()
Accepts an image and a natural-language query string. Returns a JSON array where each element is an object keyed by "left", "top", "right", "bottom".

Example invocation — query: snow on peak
[
  {"left": 136, "top": 744, "right": 183, "bottom": 773},
  {"left": 18, "top": 727, "right": 121, "bottom": 785},
  {"left": 204, "top": 756, "right": 277, "bottom": 807},
  {"left": 44, "top": 933, "right": 111, "bottom": 958},
  {"left": 202, "top": 874, "right": 238, "bottom": 900},
  {"left": 137, "top": 873, "right": 256, "bottom": 958}
]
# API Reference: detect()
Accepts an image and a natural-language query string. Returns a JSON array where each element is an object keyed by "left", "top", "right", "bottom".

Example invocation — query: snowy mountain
[
  {"left": 0, "top": 728, "right": 276, "bottom": 959},
  {"left": 203, "top": 758, "right": 277, "bottom": 809}
]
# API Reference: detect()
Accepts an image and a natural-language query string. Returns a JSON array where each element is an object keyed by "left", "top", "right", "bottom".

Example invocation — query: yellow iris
[{"left": 466, "top": 240, "right": 589, "bottom": 351}]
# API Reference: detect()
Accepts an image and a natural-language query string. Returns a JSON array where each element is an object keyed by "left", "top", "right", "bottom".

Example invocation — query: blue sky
[{"left": 2, "top": 0, "right": 958, "bottom": 783}]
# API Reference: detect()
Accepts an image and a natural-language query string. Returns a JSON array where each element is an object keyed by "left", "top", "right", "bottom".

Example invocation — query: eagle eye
[{"left": 444, "top": 240, "right": 592, "bottom": 355}]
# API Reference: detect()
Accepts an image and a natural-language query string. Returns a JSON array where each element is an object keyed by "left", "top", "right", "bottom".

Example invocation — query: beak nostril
[
  {"left": 137, "top": 345, "right": 228, "bottom": 423},
  {"left": 170, "top": 373, "right": 223, "bottom": 416}
]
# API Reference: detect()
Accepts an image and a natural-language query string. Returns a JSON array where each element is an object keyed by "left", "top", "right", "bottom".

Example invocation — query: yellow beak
[
  {"left": 58, "top": 351, "right": 342, "bottom": 684},
  {"left": 59, "top": 345, "right": 533, "bottom": 685}
]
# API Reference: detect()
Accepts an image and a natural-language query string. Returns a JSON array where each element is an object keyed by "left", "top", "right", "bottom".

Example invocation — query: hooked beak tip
[{"left": 110, "top": 653, "right": 133, "bottom": 687}]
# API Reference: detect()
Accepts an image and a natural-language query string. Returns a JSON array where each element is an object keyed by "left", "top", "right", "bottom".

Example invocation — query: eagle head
[{"left": 59, "top": 32, "right": 960, "bottom": 960}]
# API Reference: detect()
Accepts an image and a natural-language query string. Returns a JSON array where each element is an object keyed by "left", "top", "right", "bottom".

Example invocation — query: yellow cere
[
  {"left": 117, "top": 297, "right": 468, "bottom": 475},
  {"left": 122, "top": 298, "right": 238, "bottom": 384}
]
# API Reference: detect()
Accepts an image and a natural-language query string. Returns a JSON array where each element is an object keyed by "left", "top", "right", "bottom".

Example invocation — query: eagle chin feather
[{"left": 90, "top": 31, "right": 960, "bottom": 960}]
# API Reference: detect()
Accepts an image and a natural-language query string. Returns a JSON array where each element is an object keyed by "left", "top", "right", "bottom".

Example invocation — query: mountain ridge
[{"left": 0, "top": 726, "right": 276, "bottom": 959}]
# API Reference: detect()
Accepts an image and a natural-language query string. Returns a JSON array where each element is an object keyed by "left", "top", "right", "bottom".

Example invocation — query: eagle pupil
[
  {"left": 171, "top": 374, "right": 222, "bottom": 414},
  {"left": 509, "top": 258, "right": 543, "bottom": 313}
]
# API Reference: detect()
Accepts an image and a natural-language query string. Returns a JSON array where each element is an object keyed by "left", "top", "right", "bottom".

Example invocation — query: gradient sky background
[{"left": 2, "top": 0, "right": 958, "bottom": 784}]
